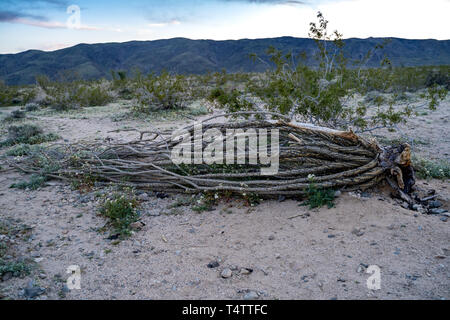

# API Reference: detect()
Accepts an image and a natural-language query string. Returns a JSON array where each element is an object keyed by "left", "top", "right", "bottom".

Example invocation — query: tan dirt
[{"left": 0, "top": 97, "right": 449, "bottom": 300}]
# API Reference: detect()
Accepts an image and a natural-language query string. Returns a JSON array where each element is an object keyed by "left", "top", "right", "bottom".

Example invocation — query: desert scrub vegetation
[
  {"left": 1, "top": 124, "right": 59, "bottom": 147},
  {"left": 207, "top": 12, "right": 447, "bottom": 133},
  {"left": 35, "top": 75, "right": 114, "bottom": 110},
  {"left": 133, "top": 71, "right": 199, "bottom": 113},
  {"left": 6, "top": 144, "right": 43, "bottom": 156},
  {"left": 10, "top": 174, "right": 48, "bottom": 190},
  {"left": 98, "top": 190, "right": 141, "bottom": 238},
  {"left": 3, "top": 109, "right": 26, "bottom": 122},
  {"left": 190, "top": 191, "right": 262, "bottom": 213},
  {"left": 301, "top": 175, "right": 336, "bottom": 209},
  {"left": 8, "top": 144, "right": 61, "bottom": 190},
  {"left": 412, "top": 156, "right": 450, "bottom": 180},
  {"left": 0, "top": 80, "right": 36, "bottom": 107},
  {"left": 0, "top": 219, "right": 33, "bottom": 279}
]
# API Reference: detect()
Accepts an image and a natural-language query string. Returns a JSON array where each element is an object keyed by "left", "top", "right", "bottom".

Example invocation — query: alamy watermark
[
  {"left": 66, "top": 5, "right": 81, "bottom": 29},
  {"left": 66, "top": 265, "right": 81, "bottom": 290},
  {"left": 366, "top": 265, "right": 381, "bottom": 290},
  {"left": 170, "top": 122, "right": 280, "bottom": 175}
]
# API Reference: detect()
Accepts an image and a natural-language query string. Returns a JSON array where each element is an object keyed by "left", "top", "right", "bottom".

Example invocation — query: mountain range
[{"left": 1, "top": 37, "right": 449, "bottom": 85}]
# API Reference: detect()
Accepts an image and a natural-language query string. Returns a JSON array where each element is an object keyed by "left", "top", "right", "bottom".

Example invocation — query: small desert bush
[
  {"left": 0, "top": 82, "right": 19, "bottom": 107},
  {"left": 6, "top": 144, "right": 42, "bottom": 156},
  {"left": 413, "top": 156, "right": 450, "bottom": 180},
  {"left": 25, "top": 103, "right": 39, "bottom": 112},
  {"left": 0, "top": 259, "right": 31, "bottom": 277},
  {"left": 111, "top": 70, "right": 135, "bottom": 99},
  {"left": 36, "top": 75, "right": 113, "bottom": 110},
  {"left": 425, "top": 69, "right": 450, "bottom": 90},
  {"left": 99, "top": 191, "right": 140, "bottom": 238},
  {"left": 0, "top": 219, "right": 33, "bottom": 277},
  {"left": 77, "top": 83, "right": 114, "bottom": 107},
  {"left": 134, "top": 71, "right": 193, "bottom": 113},
  {"left": 302, "top": 175, "right": 335, "bottom": 209},
  {"left": 0, "top": 81, "right": 36, "bottom": 107},
  {"left": 10, "top": 175, "right": 48, "bottom": 190},
  {"left": 1, "top": 124, "right": 59, "bottom": 146},
  {"left": 4, "top": 109, "right": 26, "bottom": 121}
]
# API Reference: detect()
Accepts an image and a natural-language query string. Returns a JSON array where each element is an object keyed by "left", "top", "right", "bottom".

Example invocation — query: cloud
[
  {"left": 0, "top": 9, "right": 120, "bottom": 31},
  {"left": 0, "top": 10, "right": 47, "bottom": 22},
  {"left": 222, "top": 0, "right": 306, "bottom": 4},
  {"left": 2, "top": 0, "right": 69, "bottom": 9},
  {"left": 148, "top": 19, "right": 181, "bottom": 28}
]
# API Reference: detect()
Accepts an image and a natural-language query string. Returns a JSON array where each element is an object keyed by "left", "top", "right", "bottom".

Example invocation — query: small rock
[
  {"left": 240, "top": 268, "right": 253, "bottom": 275},
  {"left": 138, "top": 193, "right": 150, "bottom": 201},
  {"left": 428, "top": 200, "right": 442, "bottom": 208},
  {"left": 351, "top": 228, "right": 365, "bottom": 237},
  {"left": 400, "top": 202, "right": 410, "bottom": 209},
  {"left": 78, "top": 195, "right": 91, "bottom": 204},
  {"left": 243, "top": 291, "right": 259, "bottom": 300},
  {"left": 130, "top": 221, "right": 145, "bottom": 231},
  {"left": 2, "top": 272, "right": 13, "bottom": 282},
  {"left": 155, "top": 192, "right": 169, "bottom": 199},
  {"left": 207, "top": 261, "right": 220, "bottom": 269},
  {"left": 24, "top": 281, "right": 45, "bottom": 299},
  {"left": 268, "top": 235, "right": 275, "bottom": 241},
  {"left": 429, "top": 208, "right": 448, "bottom": 215},
  {"left": 356, "top": 264, "right": 366, "bottom": 273},
  {"left": 221, "top": 268, "right": 232, "bottom": 279}
]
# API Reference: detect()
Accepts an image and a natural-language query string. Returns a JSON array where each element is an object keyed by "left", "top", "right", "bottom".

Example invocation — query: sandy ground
[{"left": 0, "top": 96, "right": 449, "bottom": 300}]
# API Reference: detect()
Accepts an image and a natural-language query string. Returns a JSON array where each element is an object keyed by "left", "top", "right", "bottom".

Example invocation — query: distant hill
[{"left": 1, "top": 37, "right": 449, "bottom": 85}]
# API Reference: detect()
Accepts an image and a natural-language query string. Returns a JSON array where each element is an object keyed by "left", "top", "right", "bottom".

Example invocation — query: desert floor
[{"left": 0, "top": 96, "right": 448, "bottom": 300}]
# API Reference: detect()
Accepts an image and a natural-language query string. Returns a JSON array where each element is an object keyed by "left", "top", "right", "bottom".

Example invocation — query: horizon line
[{"left": 3, "top": 35, "right": 449, "bottom": 55}]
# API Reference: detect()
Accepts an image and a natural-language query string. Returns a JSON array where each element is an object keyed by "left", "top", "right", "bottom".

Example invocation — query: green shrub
[
  {"left": 134, "top": 71, "right": 193, "bottom": 113},
  {"left": 25, "top": 103, "right": 39, "bottom": 112},
  {"left": 6, "top": 144, "right": 42, "bottom": 156},
  {"left": 36, "top": 74, "right": 113, "bottom": 110},
  {"left": 78, "top": 85, "right": 113, "bottom": 107},
  {"left": 302, "top": 175, "right": 335, "bottom": 209},
  {"left": 0, "top": 82, "right": 19, "bottom": 107},
  {"left": 413, "top": 156, "right": 450, "bottom": 179},
  {"left": 3, "top": 109, "right": 26, "bottom": 121},
  {"left": 99, "top": 192, "right": 140, "bottom": 238},
  {"left": 1, "top": 124, "right": 59, "bottom": 146},
  {"left": 10, "top": 175, "right": 48, "bottom": 190},
  {"left": 425, "top": 70, "right": 450, "bottom": 90},
  {"left": 7, "top": 124, "right": 42, "bottom": 142},
  {"left": 210, "top": 12, "right": 447, "bottom": 133},
  {"left": 0, "top": 259, "right": 31, "bottom": 277}
]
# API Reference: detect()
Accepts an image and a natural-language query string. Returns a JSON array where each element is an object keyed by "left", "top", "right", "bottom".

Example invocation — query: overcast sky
[{"left": 0, "top": 0, "right": 449, "bottom": 54}]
